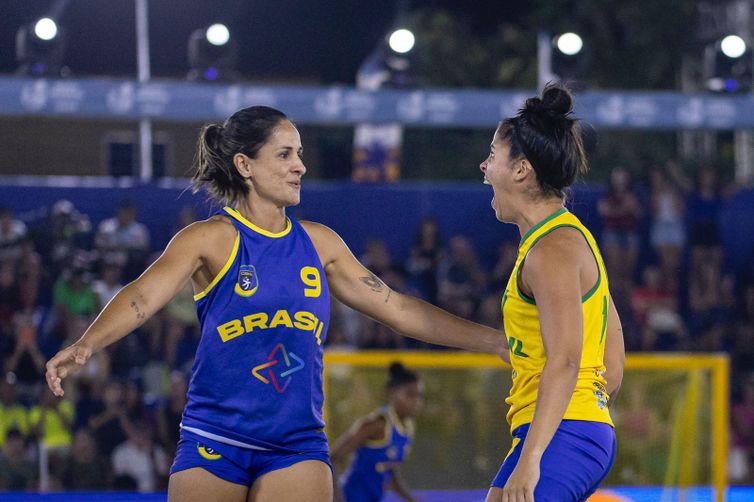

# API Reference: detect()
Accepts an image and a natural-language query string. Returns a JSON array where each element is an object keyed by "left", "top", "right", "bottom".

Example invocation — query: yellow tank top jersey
[{"left": 502, "top": 207, "right": 613, "bottom": 432}]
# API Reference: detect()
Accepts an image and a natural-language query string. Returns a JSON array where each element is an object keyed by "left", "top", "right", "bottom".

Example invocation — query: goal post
[{"left": 323, "top": 351, "right": 729, "bottom": 501}]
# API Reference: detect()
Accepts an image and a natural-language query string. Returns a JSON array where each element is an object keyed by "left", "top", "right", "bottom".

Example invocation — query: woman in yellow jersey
[{"left": 481, "top": 84, "right": 626, "bottom": 502}]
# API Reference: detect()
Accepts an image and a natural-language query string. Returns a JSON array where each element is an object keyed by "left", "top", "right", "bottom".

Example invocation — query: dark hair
[
  {"left": 192, "top": 106, "right": 290, "bottom": 205},
  {"left": 496, "top": 83, "right": 588, "bottom": 199},
  {"left": 386, "top": 362, "right": 419, "bottom": 390}
]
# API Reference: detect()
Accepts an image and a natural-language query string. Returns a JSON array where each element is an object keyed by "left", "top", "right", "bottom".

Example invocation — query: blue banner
[{"left": 2, "top": 76, "right": 754, "bottom": 129}]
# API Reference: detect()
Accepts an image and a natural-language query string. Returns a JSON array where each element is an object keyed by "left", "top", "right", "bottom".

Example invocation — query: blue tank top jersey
[
  {"left": 341, "top": 406, "right": 414, "bottom": 500},
  {"left": 181, "top": 207, "right": 330, "bottom": 453}
]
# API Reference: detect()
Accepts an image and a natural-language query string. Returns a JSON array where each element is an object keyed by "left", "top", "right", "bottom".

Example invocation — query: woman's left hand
[{"left": 501, "top": 456, "right": 539, "bottom": 502}]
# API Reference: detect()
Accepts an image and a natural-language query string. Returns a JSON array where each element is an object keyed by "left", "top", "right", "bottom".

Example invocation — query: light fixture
[
  {"left": 187, "top": 23, "right": 238, "bottom": 81},
  {"left": 15, "top": 17, "right": 67, "bottom": 77}
]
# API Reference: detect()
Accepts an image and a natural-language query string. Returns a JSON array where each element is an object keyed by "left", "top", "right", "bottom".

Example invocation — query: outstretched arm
[
  {"left": 45, "top": 220, "right": 228, "bottom": 396},
  {"left": 302, "top": 222, "right": 508, "bottom": 361}
]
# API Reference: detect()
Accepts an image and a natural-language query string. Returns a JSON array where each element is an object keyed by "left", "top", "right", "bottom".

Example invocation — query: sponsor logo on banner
[
  {"left": 20, "top": 80, "right": 48, "bottom": 111},
  {"left": 213, "top": 85, "right": 242, "bottom": 116},
  {"left": 106, "top": 83, "right": 136, "bottom": 114},
  {"left": 50, "top": 82, "right": 84, "bottom": 113},
  {"left": 137, "top": 84, "right": 170, "bottom": 116},
  {"left": 343, "top": 91, "right": 377, "bottom": 121},
  {"left": 705, "top": 97, "right": 737, "bottom": 128},
  {"left": 426, "top": 93, "right": 459, "bottom": 124},
  {"left": 314, "top": 88, "right": 343, "bottom": 119},
  {"left": 596, "top": 96, "right": 624, "bottom": 126},
  {"left": 396, "top": 91, "right": 425, "bottom": 122},
  {"left": 625, "top": 97, "right": 659, "bottom": 127},
  {"left": 677, "top": 97, "right": 704, "bottom": 128}
]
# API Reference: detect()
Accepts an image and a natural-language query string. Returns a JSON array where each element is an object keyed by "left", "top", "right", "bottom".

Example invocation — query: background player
[{"left": 331, "top": 362, "right": 422, "bottom": 502}]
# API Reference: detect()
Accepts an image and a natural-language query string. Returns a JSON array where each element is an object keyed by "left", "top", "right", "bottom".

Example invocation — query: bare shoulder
[
  {"left": 168, "top": 215, "right": 237, "bottom": 256},
  {"left": 300, "top": 220, "right": 347, "bottom": 265},
  {"left": 526, "top": 226, "right": 584, "bottom": 270}
]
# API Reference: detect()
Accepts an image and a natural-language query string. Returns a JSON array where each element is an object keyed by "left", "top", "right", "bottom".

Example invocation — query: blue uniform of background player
[
  {"left": 332, "top": 363, "right": 423, "bottom": 502},
  {"left": 45, "top": 106, "right": 505, "bottom": 502}
]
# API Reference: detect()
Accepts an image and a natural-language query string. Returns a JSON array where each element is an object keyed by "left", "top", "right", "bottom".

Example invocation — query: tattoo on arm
[
  {"left": 360, "top": 272, "right": 384, "bottom": 292},
  {"left": 384, "top": 289, "right": 392, "bottom": 304},
  {"left": 130, "top": 300, "right": 146, "bottom": 322}
]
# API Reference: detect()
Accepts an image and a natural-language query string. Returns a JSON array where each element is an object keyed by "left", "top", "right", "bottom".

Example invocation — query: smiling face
[
  {"left": 480, "top": 129, "right": 521, "bottom": 222},
  {"left": 238, "top": 120, "right": 306, "bottom": 208}
]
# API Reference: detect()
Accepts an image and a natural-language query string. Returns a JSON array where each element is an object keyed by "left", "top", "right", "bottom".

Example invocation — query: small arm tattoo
[
  {"left": 360, "top": 272, "right": 384, "bottom": 292},
  {"left": 385, "top": 289, "right": 392, "bottom": 304},
  {"left": 130, "top": 300, "right": 146, "bottom": 322}
]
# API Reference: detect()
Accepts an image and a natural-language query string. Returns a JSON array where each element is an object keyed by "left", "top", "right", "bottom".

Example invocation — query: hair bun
[
  {"left": 521, "top": 83, "right": 574, "bottom": 122},
  {"left": 541, "top": 83, "right": 574, "bottom": 116}
]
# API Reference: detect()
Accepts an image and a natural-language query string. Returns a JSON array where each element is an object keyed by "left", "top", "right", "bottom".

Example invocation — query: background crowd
[{"left": 0, "top": 162, "right": 753, "bottom": 491}]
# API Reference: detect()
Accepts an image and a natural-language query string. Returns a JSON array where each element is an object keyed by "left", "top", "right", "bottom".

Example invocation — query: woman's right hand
[{"left": 45, "top": 342, "right": 93, "bottom": 396}]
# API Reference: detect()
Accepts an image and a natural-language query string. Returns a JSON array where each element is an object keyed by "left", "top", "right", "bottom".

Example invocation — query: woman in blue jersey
[
  {"left": 331, "top": 362, "right": 422, "bottom": 502},
  {"left": 479, "top": 84, "right": 626, "bottom": 502},
  {"left": 45, "top": 105, "right": 506, "bottom": 502}
]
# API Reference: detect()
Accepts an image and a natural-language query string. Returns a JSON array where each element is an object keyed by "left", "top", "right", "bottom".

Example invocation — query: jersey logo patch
[
  {"left": 252, "top": 343, "right": 305, "bottom": 393},
  {"left": 234, "top": 265, "right": 259, "bottom": 297}
]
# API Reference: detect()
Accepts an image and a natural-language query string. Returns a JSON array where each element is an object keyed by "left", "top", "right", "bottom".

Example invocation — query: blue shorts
[
  {"left": 170, "top": 428, "right": 332, "bottom": 487},
  {"left": 491, "top": 420, "right": 616, "bottom": 502}
]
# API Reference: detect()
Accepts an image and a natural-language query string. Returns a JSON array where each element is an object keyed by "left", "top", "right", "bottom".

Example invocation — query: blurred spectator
[
  {"left": 29, "top": 387, "right": 74, "bottom": 478},
  {"left": 686, "top": 167, "right": 724, "bottom": 275},
  {"left": 89, "top": 380, "right": 131, "bottom": 458},
  {"left": 0, "top": 260, "right": 21, "bottom": 342},
  {"left": 111, "top": 419, "right": 168, "bottom": 492},
  {"left": 406, "top": 217, "right": 443, "bottom": 303},
  {"left": 5, "top": 314, "right": 47, "bottom": 390},
  {"left": 597, "top": 167, "right": 642, "bottom": 295},
  {"left": 61, "top": 428, "right": 110, "bottom": 490},
  {"left": 0, "top": 206, "right": 28, "bottom": 262},
  {"left": 437, "top": 235, "right": 487, "bottom": 318},
  {"left": 174, "top": 206, "right": 197, "bottom": 233},
  {"left": 360, "top": 237, "right": 393, "bottom": 277},
  {"left": 157, "top": 371, "right": 187, "bottom": 457},
  {"left": 648, "top": 163, "right": 687, "bottom": 289},
  {"left": 731, "top": 374, "right": 754, "bottom": 484},
  {"left": 16, "top": 238, "right": 42, "bottom": 313},
  {"left": 92, "top": 261, "right": 124, "bottom": 308},
  {"left": 0, "top": 428, "right": 36, "bottom": 490},
  {"left": 95, "top": 200, "right": 150, "bottom": 281},
  {"left": 631, "top": 266, "right": 685, "bottom": 351},
  {"left": 162, "top": 283, "right": 199, "bottom": 370},
  {"left": 0, "top": 373, "right": 29, "bottom": 447},
  {"left": 53, "top": 265, "right": 98, "bottom": 343},
  {"left": 42, "top": 199, "right": 92, "bottom": 277},
  {"left": 477, "top": 292, "right": 504, "bottom": 330},
  {"left": 489, "top": 240, "right": 518, "bottom": 294},
  {"left": 688, "top": 260, "right": 736, "bottom": 344}
]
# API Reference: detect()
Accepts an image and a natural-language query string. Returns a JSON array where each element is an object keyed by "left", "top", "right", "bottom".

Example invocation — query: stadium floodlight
[
  {"left": 721, "top": 35, "right": 746, "bottom": 59},
  {"left": 704, "top": 35, "right": 752, "bottom": 92},
  {"left": 206, "top": 23, "right": 230, "bottom": 47},
  {"left": 188, "top": 23, "right": 238, "bottom": 81},
  {"left": 34, "top": 18, "right": 58, "bottom": 41},
  {"left": 388, "top": 29, "right": 415, "bottom": 54},
  {"left": 15, "top": 18, "right": 66, "bottom": 77},
  {"left": 556, "top": 32, "right": 583, "bottom": 56}
]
